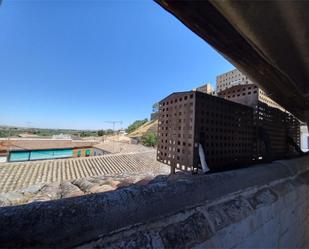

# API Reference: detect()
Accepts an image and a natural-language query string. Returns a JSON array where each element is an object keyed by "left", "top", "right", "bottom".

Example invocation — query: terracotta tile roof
[{"left": 0, "top": 151, "right": 169, "bottom": 193}]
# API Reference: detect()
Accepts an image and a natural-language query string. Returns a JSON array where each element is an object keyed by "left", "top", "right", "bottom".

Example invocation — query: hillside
[{"left": 128, "top": 119, "right": 158, "bottom": 138}]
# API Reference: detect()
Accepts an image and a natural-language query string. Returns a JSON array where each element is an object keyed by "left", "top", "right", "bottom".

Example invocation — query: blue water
[{"left": 9, "top": 149, "right": 73, "bottom": 162}]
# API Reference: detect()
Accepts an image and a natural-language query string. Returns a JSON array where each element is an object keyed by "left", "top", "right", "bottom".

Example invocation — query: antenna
[
  {"left": 104, "top": 121, "right": 122, "bottom": 153},
  {"left": 104, "top": 121, "right": 122, "bottom": 134}
]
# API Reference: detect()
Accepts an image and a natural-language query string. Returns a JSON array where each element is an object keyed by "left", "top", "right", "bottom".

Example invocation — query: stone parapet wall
[{"left": 0, "top": 156, "right": 309, "bottom": 248}]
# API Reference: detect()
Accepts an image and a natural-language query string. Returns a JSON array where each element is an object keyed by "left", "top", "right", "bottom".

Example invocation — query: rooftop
[
  {"left": 0, "top": 138, "right": 96, "bottom": 152},
  {"left": 0, "top": 150, "right": 168, "bottom": 194}
]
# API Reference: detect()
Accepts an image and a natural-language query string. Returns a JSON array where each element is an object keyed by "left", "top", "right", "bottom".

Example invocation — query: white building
[{"left": 216, "top": 69, "right": 254, "bottom": 92}]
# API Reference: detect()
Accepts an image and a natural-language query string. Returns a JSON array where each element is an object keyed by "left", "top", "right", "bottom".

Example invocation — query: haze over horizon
[{"left": 0, "top": 1, "right": 233, "bottom": 130}]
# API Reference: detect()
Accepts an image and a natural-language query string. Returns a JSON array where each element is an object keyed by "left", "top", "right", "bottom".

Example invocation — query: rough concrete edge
[
  {"left": 77, "top": 175, "right": 302, "bottom": 249},
  {"left": 0, "top": 156, "right": 308, "bottom": 248}
]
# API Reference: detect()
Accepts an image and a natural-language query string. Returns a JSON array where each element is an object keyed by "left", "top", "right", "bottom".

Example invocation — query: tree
[
  {"left": 97, "top": 130, "right": 105, "bottom": 136},
  {"left": 126, "top": 119, "right": 148, "bottom": 133},
  {"left": 152, "top": 102, "right": 159, "bottom": 113},
  {"left": 106, "top": 129, "right": 114, "bottom": 135},
  {"left": 141, "top": 132, "right": 157, "bottom": 147}
]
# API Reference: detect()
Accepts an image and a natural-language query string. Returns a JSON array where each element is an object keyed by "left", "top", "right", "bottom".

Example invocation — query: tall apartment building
[
  {"left": 216, "top": 69, "right": 285, "bottom": 111},
  {"left": 217, "top": 83, "right": 285, "bottom": 111},
  {"left": 216, "top": 69, "right": 253, "bottom": 92}
]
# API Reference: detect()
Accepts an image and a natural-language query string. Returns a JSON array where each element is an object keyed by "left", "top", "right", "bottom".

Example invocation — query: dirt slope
[{"left": 128, "top": 119, "right": 158, "bottom": 138}]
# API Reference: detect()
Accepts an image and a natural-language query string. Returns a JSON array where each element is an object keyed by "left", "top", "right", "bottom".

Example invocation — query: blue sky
[{"left": 0, "top": 0, "right": 233, "bottom": 130}]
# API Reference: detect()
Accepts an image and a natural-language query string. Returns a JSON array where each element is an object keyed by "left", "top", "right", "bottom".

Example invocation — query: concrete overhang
[{"left": 155, "top": 0, "right": 309, "bottom": 121}]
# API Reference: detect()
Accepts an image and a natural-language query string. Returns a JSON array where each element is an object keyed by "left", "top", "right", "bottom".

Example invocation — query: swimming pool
[{"left": 9, "top": 149, "right": 73, "bottom": 162}]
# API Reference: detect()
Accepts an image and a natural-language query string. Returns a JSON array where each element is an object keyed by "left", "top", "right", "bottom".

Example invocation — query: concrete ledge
[{"left": 0, "top": 156, "right": 309, "bottom": 248}]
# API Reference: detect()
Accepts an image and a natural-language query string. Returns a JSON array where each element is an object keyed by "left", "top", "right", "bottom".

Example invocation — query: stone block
[
  {"left": 87, "top": 176, "right": 108, "bottom": 185},
  {"left": 278, "top": 222, "right": 303, "bottom": 249},
  {"left": 221, "top": 198, "right": 253, "bottom": 223},
  {"left": 31, "top": 182, "right": 60, "bottom": 202},
  {"left": 248, "top": 188, "right": 278, "bottom": 209},
  {"left": 159, "top": 212, "right": 213, "bottom": 249},
  {"left": 207, "top": 197, "right": 253, "bottom": 232},
  {"left": 1, "top": 192, "right": 27, "bottom": 205},
  {"left": 92, "top": 231, "right": 153, "bottom": 249},
  {"left": 60, "top": 181, "right": 84, "bottom": 198},
  {"left": 233, "top": 218, "right": 279, "bottom": 249},
  {"left": 207, "top": 205, "right": 231, "bottom": 231},
  {"left": 278, "top": 204, "right": 303, "bottom": 237},
  {"left": 72, "top": 179, "right": 96, "bottom": 193},
  {"left": 21, "top": 183, "right": 45, "bottom": 196},
  {"left": 271, "top": 180, "right": 295, "bottom": 198},
  {"left": 0, "top": 195, "right": 11, "bottom": 207},
  {"left": 273, "top": 184, "right": 299, "bottom": 210},
  {"left": 195, "top": 210, "right": 279, "bottom": 249}
]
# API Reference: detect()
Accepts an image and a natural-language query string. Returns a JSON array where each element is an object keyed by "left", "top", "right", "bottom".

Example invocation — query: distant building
[
  {"left": 217, "top": 83, "right": 285, "bottom": 111},
  {"left": 118, "top": 129, "right": 126, "bottom": 135},
  {"left": 216, "top": 68, "right": 286, "bottom": 111},
  {"left": 193, "top": 83, "right": 216, "bottom": 95},
  {"left": 216, "top": 69, "right": 254, "bottom": 92},
  {"left": 195, "top": 83, "right": 213, "bottom": 93}
]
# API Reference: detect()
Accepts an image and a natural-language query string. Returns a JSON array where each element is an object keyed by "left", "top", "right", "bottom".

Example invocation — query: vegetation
[
  {"left": 97, "top": 130, "right": 105, "bottom": 136},
  {"left": 79, "top": 131, "right": 98, "bottom": 137},
  {"left": 0, "top": 126, "right": 98, "bottom": 138},
  {"left": 152, "top": 102, "right": 159, "bottom": 113},
  {"left": 126, "top": 119, "right": 148, "bottom": 134},
  {"left": 141, "top": 132, "right": 158, "bottom": 147},
  {"left": 97, "top": 129, "right": 114, "bottom": 136}
]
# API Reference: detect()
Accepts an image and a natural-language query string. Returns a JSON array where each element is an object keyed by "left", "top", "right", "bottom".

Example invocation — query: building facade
[
  {"left": 216, "top": 69, "right": 254, "bottom": 92},
  {"left": 216, "top": 68, "right": 285, "bottom": 111},
  {"left": 0, "top": 139, "right": 103, "bottom": 162},
  {"left": 217, "top": 83, "right": 285, "bottom": 111},
  {"left": 194, "top": 83, "right": 215, "bottom": 94}
]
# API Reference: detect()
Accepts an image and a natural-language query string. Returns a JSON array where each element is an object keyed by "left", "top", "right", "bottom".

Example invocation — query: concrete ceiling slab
[{"left": 155, "top": 0, "right": 309, "bottom": 121}]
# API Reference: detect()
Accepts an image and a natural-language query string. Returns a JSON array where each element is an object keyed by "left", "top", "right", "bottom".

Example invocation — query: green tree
[
  {"left": 141, "top": 132, "right": 157, "bottom": 147},
  {"left": 126, "top": 119, "right": 148, "bottom": 133},
  {"left": 106, "top": 129, "right": 114, "bottom": 135},
  {"left": 97, "top": 130, "right": 105, "bottom": 136},
  {"left": 152, "top": 102, "right": 159, "bottom": 113}
]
